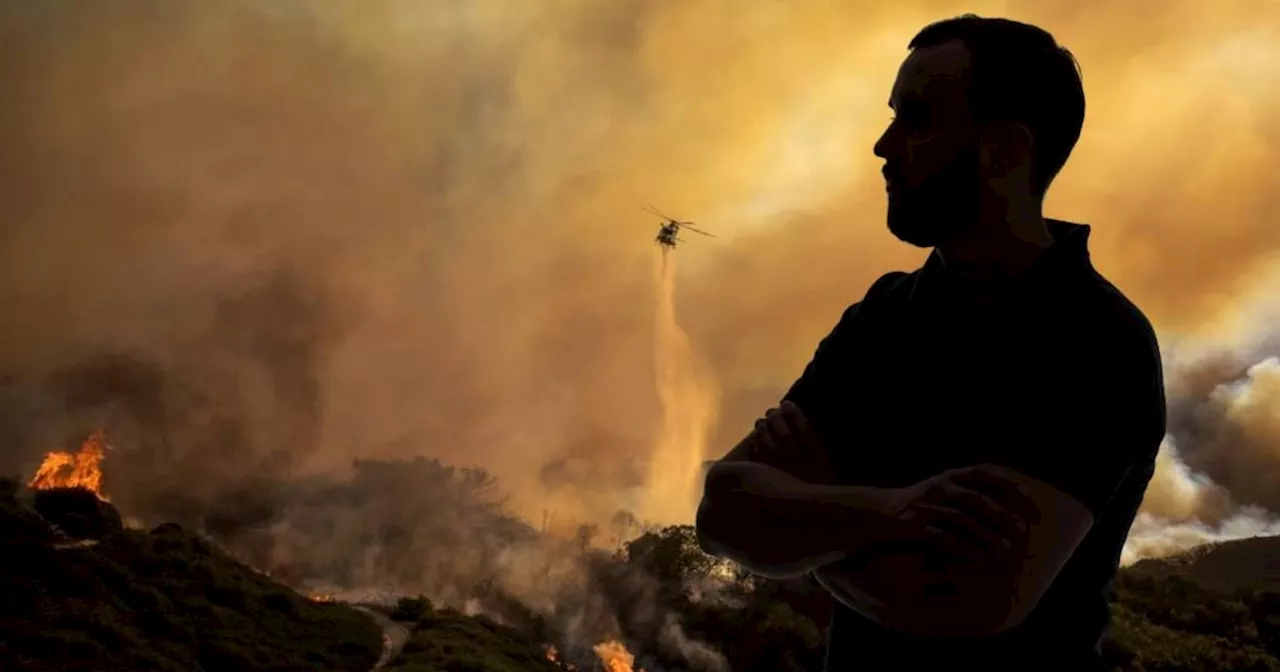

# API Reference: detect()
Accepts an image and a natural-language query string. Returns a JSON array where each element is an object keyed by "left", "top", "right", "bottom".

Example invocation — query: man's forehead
[{"left": 889, "top": 39, "right": 971, "bottom": 107}]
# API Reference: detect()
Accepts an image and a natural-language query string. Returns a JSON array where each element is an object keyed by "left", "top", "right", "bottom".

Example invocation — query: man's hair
[{"left": 909, "top": 14, "right": 1086, "bottom": 196}]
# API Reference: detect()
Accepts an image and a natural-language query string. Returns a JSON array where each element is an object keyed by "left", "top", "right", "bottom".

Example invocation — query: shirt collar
[{"left": 908, "top": 219, "right": 1094, "bottom": 304}]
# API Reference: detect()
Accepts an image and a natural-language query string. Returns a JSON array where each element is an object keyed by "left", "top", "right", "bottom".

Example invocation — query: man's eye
[{"left": 894, "top": 104, "right": 929, "bottom": 126}]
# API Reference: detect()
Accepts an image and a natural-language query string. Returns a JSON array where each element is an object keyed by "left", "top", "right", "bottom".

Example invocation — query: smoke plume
[{"left": 643, "top": 252, "right": 721, "bottom": 524}]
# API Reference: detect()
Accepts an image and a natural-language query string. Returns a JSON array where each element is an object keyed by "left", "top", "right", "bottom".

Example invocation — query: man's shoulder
[
  {"left": 812, "top": 271, "right": 917, "bottom": 358},
  {"left": 1078, "top": 271, "right": 1159, "bottom": 349},
  {"left": 1063, "top": 269, "right": 1164, "bottom": 380},
  {"left": 835, "top": 270, "right": 917, "bottom": 324},
  {"left": 871, "top": 269, "right": 919, "bottom": 294}
]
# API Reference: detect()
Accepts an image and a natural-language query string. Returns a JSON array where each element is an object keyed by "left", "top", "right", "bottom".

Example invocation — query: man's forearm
[
  {"left": 813, "top": 549, "right": 1016, "bottom": 637},
  {"left": 696, "top": 461, "right": 901, "bottom": 579}
]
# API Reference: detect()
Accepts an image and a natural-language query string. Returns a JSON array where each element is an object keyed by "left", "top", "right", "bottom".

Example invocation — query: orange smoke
[{"left": 27, "top": 430, "right": 111, "bottom": 502}]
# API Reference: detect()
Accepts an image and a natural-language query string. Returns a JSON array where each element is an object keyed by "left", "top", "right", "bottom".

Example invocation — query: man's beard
[{"left": 886, "top": 142, "right": 983, "bottom": 248}]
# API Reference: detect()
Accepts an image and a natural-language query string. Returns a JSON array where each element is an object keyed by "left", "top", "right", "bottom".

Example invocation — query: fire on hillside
[{"left": 27, "top": 430, "right": 111, "bottom": 502}]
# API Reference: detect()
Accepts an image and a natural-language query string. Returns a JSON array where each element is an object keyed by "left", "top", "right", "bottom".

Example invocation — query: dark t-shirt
[{"left": 782, "top": 220, "right": 1167, "bottom": 671}]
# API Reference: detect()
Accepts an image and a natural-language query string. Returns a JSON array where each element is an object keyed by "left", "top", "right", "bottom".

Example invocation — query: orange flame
[
  {"left": 27, "top": 430, "right": 110, "bottom": 502},
  {"left": 544, "top": 644, "right": 578, "bottom": 671},
  {"left": 309, "top": 593, "right": 336, "bottom": 603},
  {"left": 593, "top": 640, "right": 642, "bottom": 672}
]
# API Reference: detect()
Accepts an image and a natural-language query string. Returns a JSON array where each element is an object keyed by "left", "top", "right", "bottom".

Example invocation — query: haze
[{"left": 1, "top": 0, "right": 1278, "bottom": 560}]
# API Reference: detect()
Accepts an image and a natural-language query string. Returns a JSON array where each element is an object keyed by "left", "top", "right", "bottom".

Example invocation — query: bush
[
  {"left": 391, "top": 595, "right": 434, "bottom": 623},
  {"left": 387, "top": 607, "right": 561, "bottom": 672},
  {"left": 32, "top": 487, "right": 123, "bottom": 540}
]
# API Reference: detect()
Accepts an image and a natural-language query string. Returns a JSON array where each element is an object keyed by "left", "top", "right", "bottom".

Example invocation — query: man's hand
[
  {"left": 879, "top": 464, "right": 1040, "bottom": 570},
  {"left": 745, "top": 401, "right": 833, "bottom": 484},
  {"left": 814, "top": 464, "right": 1091, "bottom": 637}
]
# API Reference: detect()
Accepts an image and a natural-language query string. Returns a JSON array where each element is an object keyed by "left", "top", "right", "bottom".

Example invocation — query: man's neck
[{"left": 937, "top": 209, "right": 1054, "bottom": 278}]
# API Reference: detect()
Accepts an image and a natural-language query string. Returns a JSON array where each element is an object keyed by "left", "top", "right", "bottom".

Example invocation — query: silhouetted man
[{"left": 695, "top": 14, "right": 1166, "bottom": 671}]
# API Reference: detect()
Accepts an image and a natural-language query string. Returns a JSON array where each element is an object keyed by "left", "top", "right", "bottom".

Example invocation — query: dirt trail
[
  {"left": 353, "top": 606, "right": 410, "bottom": 672},
  {"left": 52, "top": 539, "right": 99, "bottom": 550}
]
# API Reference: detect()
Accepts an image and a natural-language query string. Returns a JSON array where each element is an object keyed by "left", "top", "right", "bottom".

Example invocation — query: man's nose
[{"left": 872, "top": 127, "right": 892, "bottom": 160}]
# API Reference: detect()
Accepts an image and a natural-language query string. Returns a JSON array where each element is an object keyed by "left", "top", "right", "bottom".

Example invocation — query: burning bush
[{"left": 26, "top": 430, "right": 111, "bottom": 500}]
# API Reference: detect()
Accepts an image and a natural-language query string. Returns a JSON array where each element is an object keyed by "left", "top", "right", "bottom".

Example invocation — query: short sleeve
[
  {"left": 780, "top": 301, "right": 861, "bottom": 411},
  {"left": 996, "top": 308, "right": 1167, "bottom": 517},
  {"left": 781, "top": 271, "right": 912, "bottom": 429}
]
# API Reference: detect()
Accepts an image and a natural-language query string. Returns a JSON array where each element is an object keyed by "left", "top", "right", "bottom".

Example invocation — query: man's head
[{"left": 874, "top": 15, "right": 1085, "bottom": 249}]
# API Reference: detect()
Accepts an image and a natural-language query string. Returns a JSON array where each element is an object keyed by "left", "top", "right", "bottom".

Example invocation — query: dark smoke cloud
[
  {"left": 1123, "top": 294, "right": 1280, "bottom": 561},
  {"left": 1, "top": 267, "right": 344, "bottom": 529},
  {"left": 1163, "top": 324, "right": 1280, "bottom": 517}
]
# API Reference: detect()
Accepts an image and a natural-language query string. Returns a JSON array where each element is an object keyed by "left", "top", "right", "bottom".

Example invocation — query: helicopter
[{"left": 643, "top": 206, "right": 714, "bottom": 250}]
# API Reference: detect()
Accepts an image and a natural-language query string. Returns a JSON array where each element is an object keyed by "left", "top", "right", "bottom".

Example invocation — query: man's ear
[
  {"left": 1007, "top": 122, "right": 1034, "bottom": 169},
  {"left": 982, "top": 121, "right": 1034, "bottom": 177}
]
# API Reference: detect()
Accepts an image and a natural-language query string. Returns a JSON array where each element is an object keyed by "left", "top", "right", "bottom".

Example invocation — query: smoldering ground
[{"left": 3, "top": 0, "right": 1280, "bottom": 616}]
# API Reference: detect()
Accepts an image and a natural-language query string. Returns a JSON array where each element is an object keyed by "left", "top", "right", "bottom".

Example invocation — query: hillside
[
  {"left": 6, "top": 456, "right": 1280, "bottom": 672},
  {"left": 1102, "top": 535, "right": 1280, "bottom": 671},
  {"left": 1126, "top": 535, "right": 1280, "bottom": 594},
  {"left": 0, "top": 479, "right": 384, "bottom": 672},
  {"left": 375, "top": 596, "right": 564, "bottom": 672}
]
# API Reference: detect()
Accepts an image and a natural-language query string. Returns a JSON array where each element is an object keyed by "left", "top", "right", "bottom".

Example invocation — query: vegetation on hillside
[
  {"left": 6, "top": 453, "right": 1280, "bottom": 672},
  {"left": 1102, "top": 564, "right": 1280, "bottom": 671},
  {"left": 344, "top": 522, "right": 1280, "bottom": 672},
  {"left": 0, "top": 479, "right": 383, "bottom": 672},
  {"left": 615, "top": 525, "right": 1280, "bottom": 672},
  {"left": 381, "top": 596, "right": 563, "bottom": 672}
]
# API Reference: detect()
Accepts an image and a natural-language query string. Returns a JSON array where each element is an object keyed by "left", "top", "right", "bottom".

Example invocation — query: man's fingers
[
  {"left": 913, "top": 503, "right": 1010, "bottom": 555},
  {"left": 935, "top": 483, "right": 1027, "bottom": 537},
  {"left": 749, "top": 418, "right": 775, "bottom": 457},
  {"left": 765, "top": 407, "right": 793, "bottom": 444},
  {"left": 947, "top": 465, "right": 1040, "bottom": 523},
  {"left": 901, "top": 507, "right": 982, "bottom": 559},
  {"left": 754, "top": 418, "right": 775, "bottom": 445},
  {"left": 921, "top": 525, "right": 986, "bottom": 563},
  {"left": 778, "top": 401, "right": 809, "bottom": 431},
  {"left": 950, "top": 464, "right": 1028, "bottom": 498},
  {"left": 778, "top": 401, "right": 823, "bottom": 452}
]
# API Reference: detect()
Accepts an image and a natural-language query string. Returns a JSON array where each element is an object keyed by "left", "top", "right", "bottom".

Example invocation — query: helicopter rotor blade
[
  {"left": 641, "top": 205, "right": 667, "bottom": 220},
  {"left": 681, "top": 224, "right": 714, "bottom": 237},
  {"left": 649, "top": 205, "right": 677, "bottom": 221}
]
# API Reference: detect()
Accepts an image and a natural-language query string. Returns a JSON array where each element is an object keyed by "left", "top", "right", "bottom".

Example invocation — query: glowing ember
[
  {"left": 593, "top": 640, "right": 641, "bottom": 672},
  {"left": 27, "top": 430, "right": 110, "bottom": 502},
  {"left": 309, "top": 593, "right": 336, "bottom": 603},
  {"left": 544, "top": 644, "right": 577, "bottom": 670}
]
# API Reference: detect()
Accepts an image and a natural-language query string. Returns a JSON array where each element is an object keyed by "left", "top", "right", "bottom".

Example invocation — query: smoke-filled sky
[{"left": 2, "top": 1, "right": 1279, "bottom": 552}]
